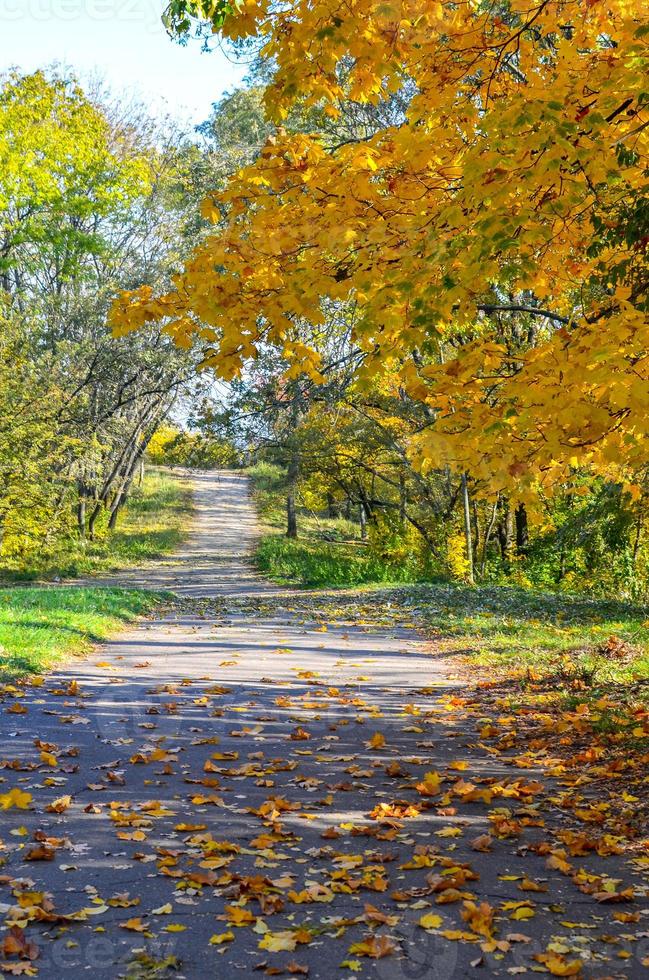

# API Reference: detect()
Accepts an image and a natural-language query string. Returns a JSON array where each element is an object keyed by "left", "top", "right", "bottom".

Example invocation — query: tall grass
[{"left": 255, "top": 535, "right": 429, "bottom": 587}]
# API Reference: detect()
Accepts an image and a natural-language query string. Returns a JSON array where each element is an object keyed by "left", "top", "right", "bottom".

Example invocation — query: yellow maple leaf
[
  {"left": 0, "top": 788, "right": 32, "bottom": 810},
  {"left": 418, "top": 913, "right": 443, "bottom": 930},
  {"left": 46, "top": 795, "right": 72, "bottom": 813},
  {"left": 461, "top": 900, "right": 494, "bottom": 938},
  {"left": 259, "top": 933, "right": 295, "bottom": 952},
  {"left": 348, "top": 935, "right": 397, "bottom": 959},
  {"left": 415, "top": 771, "right": 442, "bottom": 796},
  {"left": 120, "top": 917, "right": 148, "bottom": 932},
  {"left": 535, "top": 952, "right": 583, "bottom": 976},
  {"left": 511, "top": 906, "right": 535, "bottom": 920}
]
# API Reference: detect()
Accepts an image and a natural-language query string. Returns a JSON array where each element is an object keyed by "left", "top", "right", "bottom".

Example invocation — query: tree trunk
[
  {"left": 356, "top": 484, "right": 375, "bottom": 525},
  {"left": 109, "top": 472, "right": 135, "bottom": 531},
  {"left": 480, "top": 496, "right": 499, "bottom": 577},
  {"left": 399, "top": 472, "right": 406, "bottom": 528},
  {"left": 108, "top": 433, "right": 154, "bottom": 531},
  {"left": 77, "top": 496, "right": 86, "bottom": 538},
  {"left": 359, "top": 502, "right": 367, "bottom": 541},
  {"left": 632, "top": 515, "right": 643, "bottom": 565},
  {"left": 461, "top": 473, "right": 475, "bottom": 585},
  {"left": 286, "top": 493, "right": 297, "bottom": 538},
  {"left": 87, "top": 431, "right": 142, "bottom": 539},
  {"left": 88, "top": 403, "right": 165, "bottom": 540},
  {"left": 76, "top": 480, "right": 88, "bottom": 538},
  {"left": 497, "top": 501, "right": 513, "bottom": 565},
  {"left": 286, "top": 456, "right": 299, "bottom": 538},
  {"left": 108, "top": 498, "right": 121, "bottom": 531},
  {"left": 327, "top": 493, "right": 337, "bottom": 519},
  {"left": 88, "top": 502, "right": 101, "bottom": 540},
  {"left": 472, "top": 500, "right": 480, "bottom": 566},
  {"left": 515, "top": 503, "right": 529, "bottom": 555}
]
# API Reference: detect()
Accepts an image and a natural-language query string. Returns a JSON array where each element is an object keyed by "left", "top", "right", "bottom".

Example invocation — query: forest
[{"left": 1, "top": 52, "right": 647, "bottom": 601}]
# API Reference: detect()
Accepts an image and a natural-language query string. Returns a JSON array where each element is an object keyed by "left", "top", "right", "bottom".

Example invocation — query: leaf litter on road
[{"left": 0, "top": 589, "right": 647, "bottom": 977}]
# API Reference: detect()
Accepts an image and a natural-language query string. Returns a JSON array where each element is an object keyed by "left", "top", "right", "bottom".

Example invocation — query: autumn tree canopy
[{"left": 112, "top": 0, "right": 649, "bottom": 493}]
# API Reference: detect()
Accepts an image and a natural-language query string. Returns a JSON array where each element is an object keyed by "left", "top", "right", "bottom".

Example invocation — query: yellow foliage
[
  {"left": 446, "top": 533, "right": 471, "bottom": 582},
  {"left": 0, "top": 788, "right": 33, "bottom": 810},
  {"left": 112, "top": 0, "right": 649, "bottom": 489}
]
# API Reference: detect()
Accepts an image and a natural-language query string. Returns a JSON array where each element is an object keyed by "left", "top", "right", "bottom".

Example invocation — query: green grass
[
  {"left": 406, "top": 581, "right": 649, "bottom": 686},
  {"left": 1, "top": 467, "right": 193, "bottom": 582},
  {"left": 255, "top": 535, "right": 428, "bottom": 587},
  {"left": 247, "top": 462, "right": 430, "bottom": 588},
  {"left": 0, "top": 586, "right": 167, "bottom": 679}
]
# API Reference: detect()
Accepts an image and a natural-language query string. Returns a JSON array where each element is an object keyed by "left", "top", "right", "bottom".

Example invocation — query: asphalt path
[{"left": 0, "top": 472, "right": 645, "bottom": 979}]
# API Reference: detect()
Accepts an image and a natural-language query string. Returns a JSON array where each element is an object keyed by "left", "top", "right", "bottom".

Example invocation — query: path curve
[{"left": 94, "top": 469, "right": 278, "bottom": 597}]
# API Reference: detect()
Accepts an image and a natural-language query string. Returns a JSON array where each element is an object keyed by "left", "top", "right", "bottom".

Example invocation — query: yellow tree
[{"left": 113, "top": 0, "right": 649, "bottom": 492}]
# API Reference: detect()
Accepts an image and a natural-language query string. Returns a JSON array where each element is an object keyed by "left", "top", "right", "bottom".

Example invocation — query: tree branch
[{"left": 478, "top": 304, "right": 570, "bottom": 324}]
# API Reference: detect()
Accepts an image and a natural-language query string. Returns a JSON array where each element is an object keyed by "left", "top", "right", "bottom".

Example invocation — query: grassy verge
[
  {"left": 247, "top": 462, "right": 648, "bottom": 695},
  {"left": 255, "top": 536, "right": 428, "bottom": 588},
  {"left": 406, "top": 581, "right": 649, "bottom": 687},
  {"left": 0, "top": 467, "right": 191, "bottom": 679},
  {"left": 405, "top": 583, "right": 649, "bottom": 787},
  {"left": 1, "top": 467, "right": 193, "bottom": 582},
  {"left": 0, "top": 586, "right": 167, "bottom": 679},
  {"left": 247, "top": 462, "right": 429, "bottom": 588}
]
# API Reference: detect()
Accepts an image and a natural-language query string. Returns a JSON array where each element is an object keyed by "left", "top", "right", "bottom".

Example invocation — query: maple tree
[{"left": 111, "top": 0, "right": 649, "bottom": 494}]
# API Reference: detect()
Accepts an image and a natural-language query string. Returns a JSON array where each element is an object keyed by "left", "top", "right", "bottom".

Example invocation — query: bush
[{"left": 147, "top": 426, "right": 239, "bottom": 468}]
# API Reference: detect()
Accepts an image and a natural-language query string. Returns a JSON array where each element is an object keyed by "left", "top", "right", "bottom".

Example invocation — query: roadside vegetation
[
  {"left": 248, "top": 462, "right": 434, "bottom": 587},
  {"left": 0, "top": 586, "right": 166, "bottom": 680},
  {"left": 0, "top": 467, "right": 192, "bottom": 583},
  {"left": 0, "top": 466, "right": 188, "bottom": 679},
  {"left": 410, "top": 582, "right": 649, "bottom": 688},
  {"left": 247, "top": 464, "right": 649, "bottom": 698}
]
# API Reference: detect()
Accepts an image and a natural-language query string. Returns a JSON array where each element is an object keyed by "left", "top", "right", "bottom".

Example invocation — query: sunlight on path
[{"left": 94, "top": 470, "right": 281, "bottom": 597}]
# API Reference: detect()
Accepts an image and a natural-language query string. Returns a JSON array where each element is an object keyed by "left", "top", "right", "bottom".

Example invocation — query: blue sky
[{"left": 0, "top": 0, "right": 247, "bottom": 125}]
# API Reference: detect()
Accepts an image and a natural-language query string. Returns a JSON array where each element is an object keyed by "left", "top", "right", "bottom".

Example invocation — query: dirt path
[
  {"left": 86, "top": 470, "right": 280, "bottom": 597},
  {"left": 0, "top": 472, "right": 645, "bottom": 979}
]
